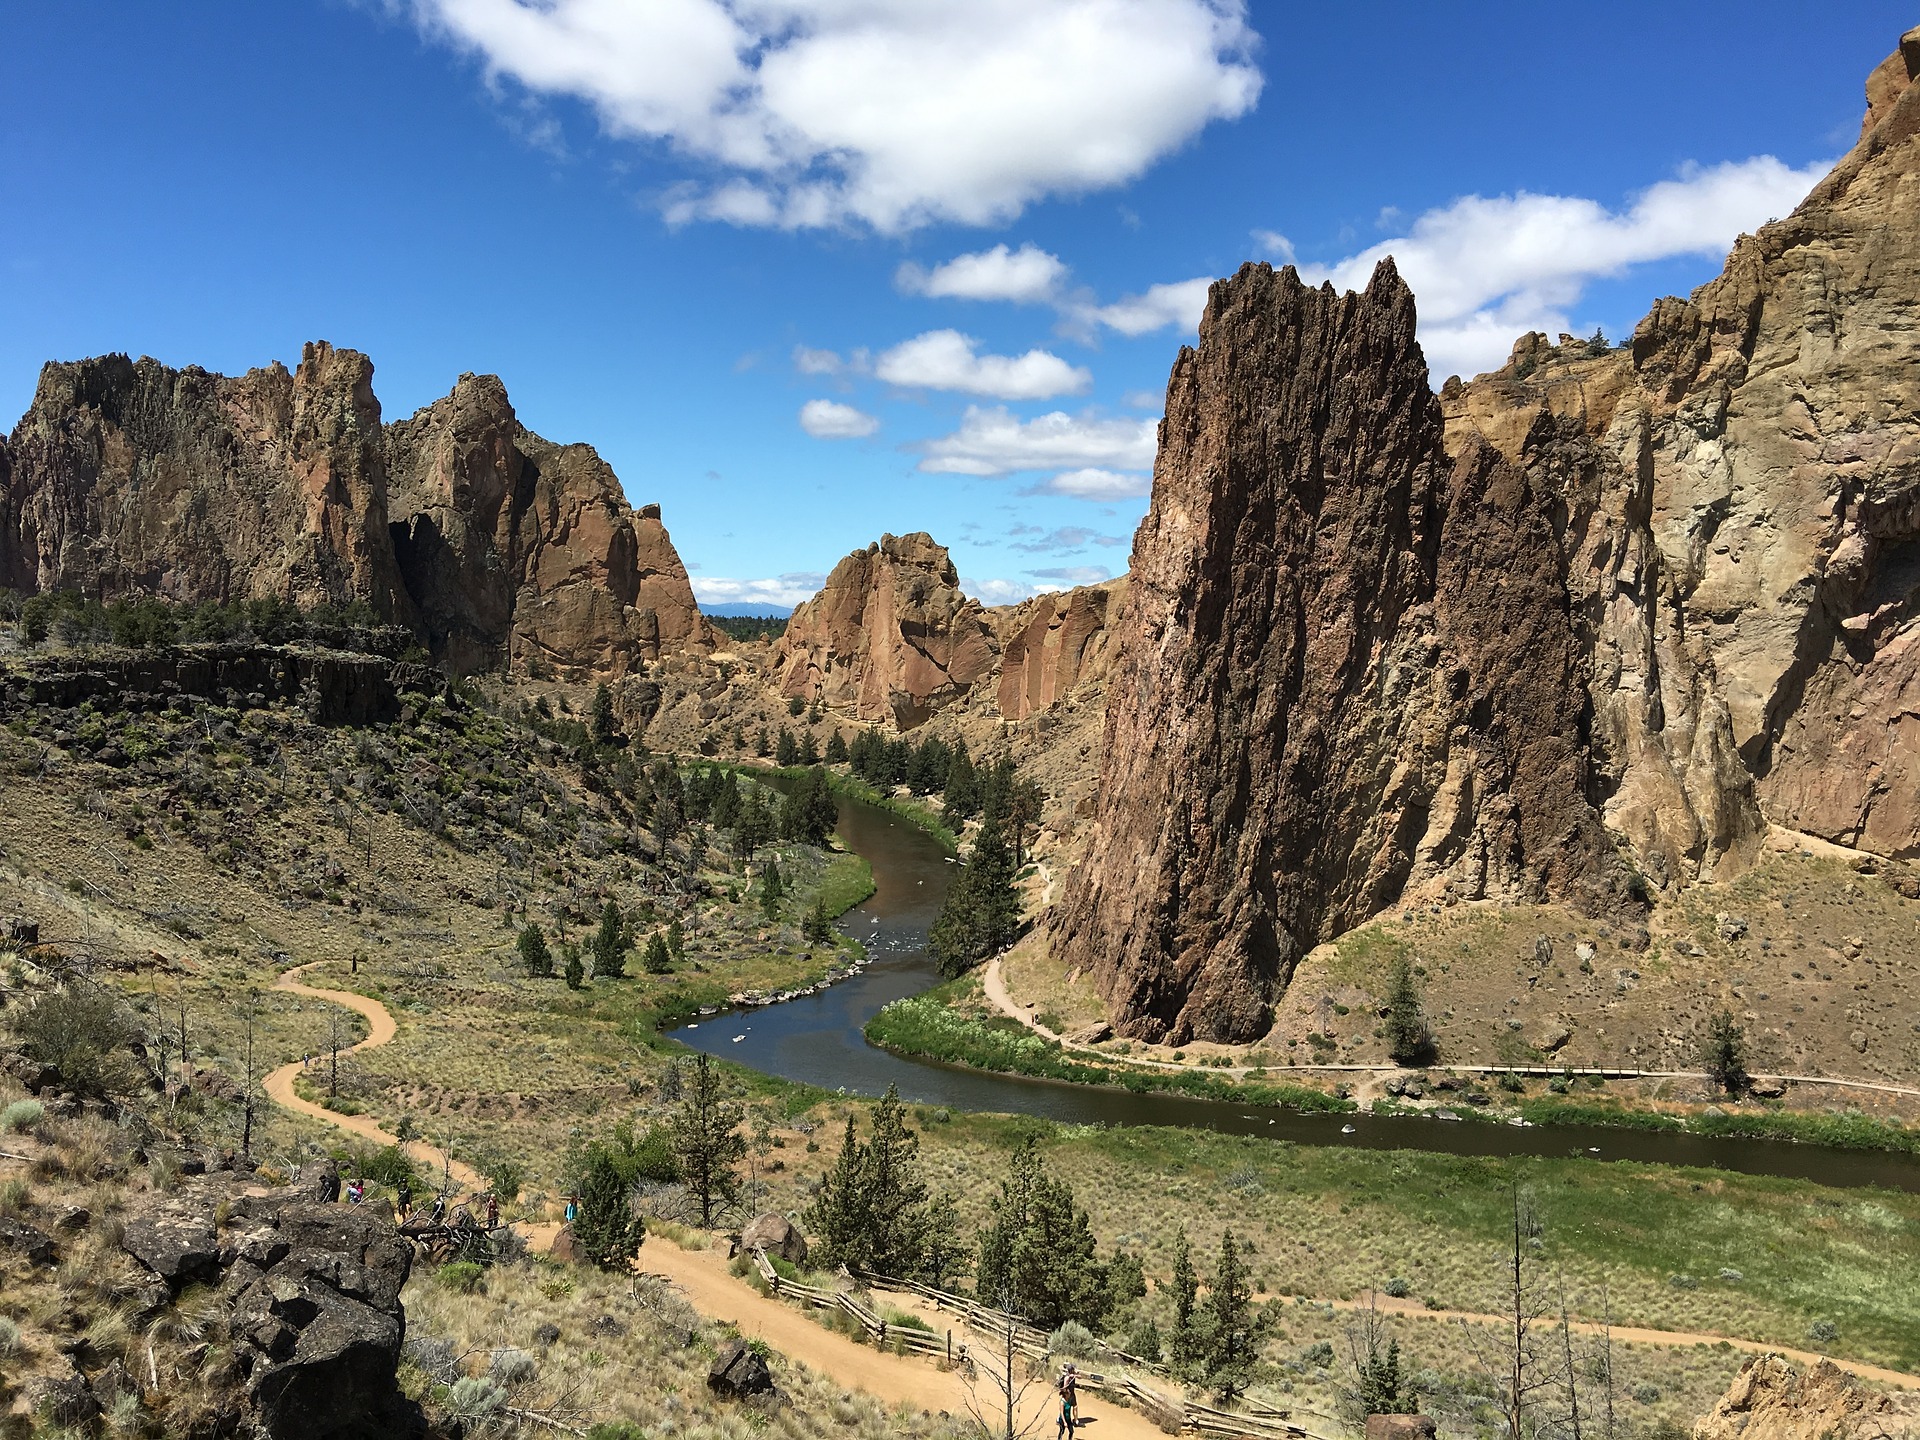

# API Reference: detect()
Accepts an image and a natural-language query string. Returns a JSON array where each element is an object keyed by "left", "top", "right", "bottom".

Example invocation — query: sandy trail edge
[{"left": 263, "top": 962, "right": 1920, "bottom": 1398}]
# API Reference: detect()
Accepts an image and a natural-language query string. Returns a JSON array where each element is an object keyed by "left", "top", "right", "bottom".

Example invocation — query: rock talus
[{"left": 1052, "top": 261, "right": 1631, "bottom": 1043}]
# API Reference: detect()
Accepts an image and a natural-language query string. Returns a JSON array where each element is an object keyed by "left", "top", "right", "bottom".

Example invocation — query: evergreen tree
[
  {"left": 590, "top": 683, "right": 618, "bottom": 745},
  {"left": 516, "top": 922, "right": 554, "bottom": 978},
  {"left": 1206, "top": 1231, "right": 1257, "bottom": 1398},
  {"left": 733, "top": 790, "right": 775, "bottom": 860},
  {"left": 775, "top": 727, "right": 799, "bottom": 766},
  {"left": 572, "top": 1147, "right": 647, "bottom": 1269},
  {"left": 644, "top": 932, "right": 673, "bottom": 974},
  {"left": 710, "top": 774, "right": 741, "bottom": 831},
  {"left": 906, "top": 737, "right": 950, "bottom": 795},
  {"left": 1106, "top": 1251, "right": 1148, "bottom": 1313},
  {"left": 927, "top": 812, "right": 1021, "bottom": 976},
  {"left": 670, "top": 1053, "right": 745, "bottom": 1227},
  {"left": 798, "top": 729, "right": 821, "bottom": 766},
  {"left": 754, "top": 725, "right": 771, "bottom": 757},
  {"left": 563, "top": 945, "right": 585, "bottom": 990},
  {"left": 1701, "top": 1011, "right": 1750, "bottom": 1095},
  {"left": 1383, "top": 957, "right": 1434, "bottom": 1065},
  {"left": 825, "top": 731, "right": 849, "bottom": 765},
  {"left": 1168, "top": 1229, "right": 1202, "bottom": 1370},
  {"left": 781, "top": 765, "right": 837, "bottom": 846},
  {"left": 805, "top": 1114, "right": 869, "bottom": 1266},
  {"left": 1355, "top": 1334, "right": 1409, "bottom": 1416},
  {"left": 590, "top": 899, "right": 629, "bottom": 979},
  {"left": 975, "top": 1139, "right": 1107, "bottom": 1329},
  {"left": 862, "top": 1086, "right": 934, "bottom": 1277},
  {"left": 803, "top": 899, "right": 836, "bottom": 946},
  {"left": 943, "top": 740, "right": 980, "bottom": 820},
  {"left": 758, "top": 859, "right": 784, "bottom": 918},
  {"left": 667, "top": 916, "right": 685, "bottom": 961},
  {"left": 1005, "top": 775, "right": 1045, "bottom": 867}
]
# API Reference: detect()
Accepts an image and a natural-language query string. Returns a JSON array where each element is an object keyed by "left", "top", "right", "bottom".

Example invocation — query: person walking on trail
[
  {"left": 347, "top": 1178, "right": 364, "bottom": 1206},
  {"left": 486, "top": 1192, "right": 500, "bottom": 1230},
  {"left": 396, "top": 1178, "right": 413, "bottom": 1221},
  {"left": 1056, "top": 1363, "right": 1080, "bottom": 1439}
]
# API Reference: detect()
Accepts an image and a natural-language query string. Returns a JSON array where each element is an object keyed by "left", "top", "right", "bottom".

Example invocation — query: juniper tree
[
  {"left": 572, "top": 1147, "right": 646, "bottom": 1269},
  {"left": 590, "top": 900, "right": 629, "bottom": 979},
  {"left": 975, "top": 1139, "right": 1107, "bottom": 1330},
  {"left": 1383, "top": 956, "right": 1434, "bottom": 1065},
  {"left": 516, "top": 922, "right": 554, "bottom": 978},
  {"left": 1168, "top": 1228, "right": 1202, "bottom": 1370},
  {"left": 825, "top": 730, "right": 848, "bottom": 765},
  {"left": 1701, "top": 1011, "right": 1749, "bottom": 1095},
  {"left": 669, "top": 1053, "right": 745, "bottom": 1227},
  {"left": 928, "top": 811, "right": 1020, "bottom": 976},
  {"left": 644, "top": 932, "right": 672, "bottom": 974},
  {"left": 1207, "top": 1231, "right": 1258, "bottom": 1399},
  {"left": 590, "top": 683, "right": 618, "bottom": 745}
]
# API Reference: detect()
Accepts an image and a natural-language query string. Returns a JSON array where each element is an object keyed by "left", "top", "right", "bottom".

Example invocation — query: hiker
[
  {"left": 1056, "top": 1363, "right": 1079, "bottom": 1439},
  {"left": 486, "top": 1192, "right": 500, "bottom": 1230},
  {"left": 428, "top": 1195, "right": 446, "bottom": 1225},
  {"left": 347, "top": 1178, "right": 364, "bottom": 1206},
  {"left": 396, "top": 1178, "right": 413, "bottom": 1221},
  {"left": 564, "top": 1193, "right": 579, "bottom": 1225}
]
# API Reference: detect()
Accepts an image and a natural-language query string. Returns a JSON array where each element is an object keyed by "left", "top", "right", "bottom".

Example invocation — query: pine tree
[
  {"left": 785, "top": 765, "right": 836, "bottom": 846},
  {"left": 754, "top": 725, "right": 771, "bottom": 757},
  {"left": 975, "top": 1139, "right": 1106, "bottom": 1329},
  {"left": 759, "top": 859, "right": 784, "bottom": 918},
  {"left": 943, "top": 741, "right": 980, "bottom": 820},
  {"left": 1701, "top": 1011, "right": 1749, "bottom": 1095},
  {"left": 667, "top": 916, "right": 685, "bottom": 961},
  {"left": 1206, "top": 1231, "right": 1257, "bottom": 1399},
  {"left": 928, "top": 811, "right": 1021, "bottom": 976},
  {"left": 516, "top": 922, "right": 554, "bottom": 978},
  {"left": 825, "top": 731, "right": 848, "bottom": 765},
  {"left": 863, "top": 1086, "right": 932, "bottom": 1277},
  {"left": 1168, "top": 1229, "right": 1202, "bottom": 1370},
  {"left": 644, "top": 932, "right": 672, "bottom": 974},
  {"left": 590, "top": 683, "right": 618, "bottom": 745},
  {"left": 803, "top": 899, "right": 836, "bottom": 945},
  {"left": 1383, "top": 956, "right": 1434, "bottom": 1065},
  {"left": 590, "top": 899, "right": 628, "bottom": 979},
  {"left": 563, "top": 945, "right": 585, "bottom": 990},
  {"left": 798, "top": 729, "right": 820, "bottom": 766},
  {"left": 775, "top": 727, "right": 799, "bottom": 766},
  {"left": 670, "top": 1053, "right": 745, "bottom": 1227},
  {"left": 572, "top": 1147, "right": 647, "bottom": 1269},
  {"left": 804, "top": 1114, "right": 869, "bottom": 1267},
  {"left": 710, "top": 774, "right": 740, "bottom": 831}
]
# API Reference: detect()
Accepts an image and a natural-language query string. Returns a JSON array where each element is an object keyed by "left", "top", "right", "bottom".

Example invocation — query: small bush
[
  {"left": 1632, "top": 1383, "right": 1661, "bottom": 1405},
  {"left": 488, "top": 1347, "right": 537, "bottom": 1386},
  {"left": 11, "top": 986, "right": 140, "bottom": 1097},
  {"left": 1808, "top": 1319, "right": 1838, "bottom": 1344},
  {"left": 445, "top": 1376, "right": 506, "bottom": 1425},
  {"left": 1667, "top": 1273, "right": 1698, "bottom": 1290},
  {"left": 437, "top": 1261, "right": 486, "bottom": 1294},
  {"left": 1049, "top": 1320, "right": 1096, "bottom": 1358},
  {"left": 1, "top": 1099, "right": 45, "bottom": 1133},
  {"left": 403, "top": 1335, "right": 460, "bottom": 1384},
  {"left": 1717, "top": 1268, "right": 1744, "bottom": 1283},
  {"left": 1383, "top": 1276, "right": 1412, "bottom": 1299},
  {"left": 0, "top": 1316, "right": 19, "bottom": 1357}
]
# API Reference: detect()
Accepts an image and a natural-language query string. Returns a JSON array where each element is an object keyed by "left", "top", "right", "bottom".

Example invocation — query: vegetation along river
[{"left": 671, "top": 790, "right": 1920, "bottom": 1193}]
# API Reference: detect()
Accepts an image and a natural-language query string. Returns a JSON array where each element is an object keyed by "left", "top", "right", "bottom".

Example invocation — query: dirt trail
[
  {"left": 263, "top": 962, "right": 484, "bottom": 1192},
  {"left": 264, "top": 960, "right": 1920, "bottom": 1404}
]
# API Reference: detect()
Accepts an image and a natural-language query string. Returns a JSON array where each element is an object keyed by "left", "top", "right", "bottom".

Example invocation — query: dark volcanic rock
[
  {"left": 0, "top": 1214, "right": 58, "bottom": 1267},
  {"left": 1052, "top": 261, "right": 1633, "bottom": 1043},
  {"left": 708, "top": 1338, "right": 776, "bottom": 1398}
]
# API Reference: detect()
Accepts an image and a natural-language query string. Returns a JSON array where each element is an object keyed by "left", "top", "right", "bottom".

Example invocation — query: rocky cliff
[
  {"left": 993, "top": 579, "right": 1124, "bottom": 723},
  {"left": 1051, "top": 262, "right": 1634, "bottom": 1043},
  {"left": 1053, "top": 27, "right": 1920, "bottom": 1043},
  {"left": 1690, "top": 1355, "right": 1916, "bottom": 1440},
  {"left": 773, "top": 532, "right": 998, "bottom": 727},
  {"left": 0, "top": 346, "right": 714, "bottom": 677}
]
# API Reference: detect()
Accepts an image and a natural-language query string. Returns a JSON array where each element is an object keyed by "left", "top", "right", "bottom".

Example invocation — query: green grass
[
  {"left": 866, "top": 984, "right": 1355, "bottom": 1114},
  {"left": 815, "top": 851, "right": 876, "bottom": 917},
  {"left": 1690, "top": 1107, "right": 1919, "bottom": 1154}
]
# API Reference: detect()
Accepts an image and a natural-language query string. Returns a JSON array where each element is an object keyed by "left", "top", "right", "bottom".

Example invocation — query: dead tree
[
  {"left": 962, "top": 1295, "right": 1048, "bottom": 1440},
  {"left": 1461, "top": 1186, "right": 1568, "bottom": 1440}
]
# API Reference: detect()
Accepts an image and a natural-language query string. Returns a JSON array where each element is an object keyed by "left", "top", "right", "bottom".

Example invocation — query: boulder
[
  {"left": 708, "top": 1339, "right": 776, "bottom": 1398},
  {"left": 0, "top": 1215, "right": 58, "bottom": 1267},
  {"left": 1749, "top": 1076, "right": 1788, "bottom": 1099},
  {"left": 1366, "top": 1418, "right": 1437, "bottom": 1440},
  {"left": 1065, "top": 1020, "right": 1114, "bottom": 1045},
  {"left": 28, "top": 1367, "right": 101, "bottom": 1428},
  {"left": 1531, "top": 1022, "right": 1574, "bottom": 1054},
  {"left": 122, "top": 1205, "right": 221, "bottom": 1289},
  {"left": 1692, "top": 1354, "right": 1915, "bottom": 1440},
  {"left": 738, "top": 1212, "right": 808, "bottom": 1266},
  {"left": 2, "top": 915, "right": 38, "bottom": 946}
]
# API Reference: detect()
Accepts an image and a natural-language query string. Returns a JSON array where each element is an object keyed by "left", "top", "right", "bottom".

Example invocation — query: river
[{"left": 670, "top": 790, "right": 1920, "bottom": 1194}]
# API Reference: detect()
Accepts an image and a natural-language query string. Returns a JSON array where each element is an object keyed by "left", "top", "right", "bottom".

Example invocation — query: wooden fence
[{"left": 747, "top": 1251, "right": 1336, "bottom": 1440}]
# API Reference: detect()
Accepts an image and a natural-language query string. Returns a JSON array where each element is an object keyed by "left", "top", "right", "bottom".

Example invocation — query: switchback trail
[{"left": 264, "top": 961, "right": 1919, "bottom": 1403}]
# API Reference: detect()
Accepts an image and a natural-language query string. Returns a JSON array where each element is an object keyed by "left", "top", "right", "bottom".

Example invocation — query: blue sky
[{"left": 2, "top": 3, "right": 1909, "bottom": 610}]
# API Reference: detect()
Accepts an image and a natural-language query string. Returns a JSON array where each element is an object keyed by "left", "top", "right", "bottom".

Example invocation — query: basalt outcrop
[
  {"left": 0, "top": 346, "right": 715, "bottom": 677},
  {"left": 1054, "top": 27, "right": 1920, "bottom": 1043},
  {"left": 1691, "top": 1355, "right": 1916, "bottom": 1440},
  {"left": 993, "top": 579, "right": 1124, "bottom": 723},
  {"left": 773, "top": 532, "right": 998, "bottom": 727},
  {"left": 1051, "top": 261, "right": 1634, "bottom": 1043}
]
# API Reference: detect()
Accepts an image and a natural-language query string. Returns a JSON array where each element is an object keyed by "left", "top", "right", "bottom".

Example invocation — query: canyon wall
[
  {"left": 0, "top": 346, "right": 714, "bottom": 677},
  {"left": 1053, "top": 27, "right": 1920, "bottom": 1043}
]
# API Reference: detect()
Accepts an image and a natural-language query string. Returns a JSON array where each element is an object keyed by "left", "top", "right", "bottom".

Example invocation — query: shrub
[
  {"left": 445, "top": 1376, "right": 506, "bottom": 1425},
  {"left": 1049, "top": 1321, "right": 1096, "bottom": 1358},
  {"left": 1808, "top": 1319, "right": 1838, "bottom": 1344},
  {"left": 1632, "top": 1383, "right": 1661, "bottom": 1405},
  {"left": 11, "top": 986, "right": 141, "bottom": 1097},
  {"left": 1383, "top": 1276, "right": 1412, "bottom": 1299},
  {"left": 1, "top": 1099, "right": 45, "bottom": 1134},
  {"left": 488, "top": 1347, "right": 537, "bottom": 1386},
  {"left": 0, "top": 1316, "right": 18, "bottom": 1357},
  {"left": 437, "top": 1261, "right": 486, "bottom": 1293}
]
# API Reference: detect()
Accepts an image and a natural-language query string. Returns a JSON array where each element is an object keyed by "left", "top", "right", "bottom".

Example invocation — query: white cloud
[
  {"left": 694, "top": 573, "right": 827, "bottom": 609},
  {"left": 1079, "top": 275, "right": 1213, "bottom": 335},
  {"left": 876, "top": 330, "right": 1090, "bottom": 400},
  {"left": 793, "top": 345, "right": 845, "bottom": 376},
  {"left": 920, "top": 407, "right": 1158, "bottom": 476},
  {"left": 896, "top": 243, "right": 1068, "bottom": 303},
  {"left": 1028, "top": 564, "right": 1113, "bottom": 586},
  {"left": 798, "top": 398, "right": 879, "bottom": 438},
  {"left": 1296, "top": 155, "right": 1830, "bottom": 379},
  {"left": 1250, "top": 228, "right": 1294, "bottom": 261},
  {"left": 1031, "top": 467, "right": 1154, "bottom": 500},
  {"left": 1009, "top": 526, "right": 1127, "bottom": 554},
  {"left": 961, "top": 576, "right": 1044, "bottom": 605},
  {"left": 410, "top": 0, "right": 1262, "bottom": 233}
]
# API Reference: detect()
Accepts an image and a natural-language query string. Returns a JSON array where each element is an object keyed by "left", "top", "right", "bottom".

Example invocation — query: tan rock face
[
  {"left": 1690, "top": 1355, "right": 1915, "bottom": 1440},
  {"left": 1051, "top": 262, "right": 1634, "bottom": 1043},
  {"left": 1447, "top": 28, "right": 1920, "bottom": 867},
  {"left": 773, "top": 532, "right": 997, "bottom": 728},
  {"left": 1, "top": 343, "right": 413, "bottom": 620},
  {"left": 2, "top": 347, "right": 714, "bottom": 677},
  {"left": 993, "top": 580, "right": 1124, "bottom": 722}
]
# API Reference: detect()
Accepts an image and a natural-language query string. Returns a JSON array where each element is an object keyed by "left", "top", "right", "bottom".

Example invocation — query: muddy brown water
[{"left": 670, "top": 792, "right": 1920, "bottom": 1194}]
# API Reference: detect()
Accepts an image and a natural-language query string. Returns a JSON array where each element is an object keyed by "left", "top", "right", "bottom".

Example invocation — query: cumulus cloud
[
  {"left": 1024, "top": 468, "right": 1155, "bottom": 501},
  {"left": 961, "top": 576, "right": 1044, "bottom": 605},
  {"left": 1078, "top": 275, "right": 1214, "bottom": 335},
  {"left": 1009, "top": 526, "right": 1127, "bottom": 554},
  {"left": 876, "top": 330, "right": 1090, "bottom": 400},
  {"left": 896, "top": 243, "right": 1069, "bottom": 303},
  {"left": 409, "top": 0, "right": 1262, "bottom": 232},
  {"left": 920, "top": 406, "right": 1157, "bottom": 476},
  {"left": 694, "top": 573, "right": 828, "bottom": 609},
  {"left": 1293, "top": 155, "right": 1829, "bottom": 379},
  {"left": 798, "top": 398, "right": 880, "bottom": 438}
]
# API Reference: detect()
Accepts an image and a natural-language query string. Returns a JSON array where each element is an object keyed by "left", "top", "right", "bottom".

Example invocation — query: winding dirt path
[
  {"left": 264, "top": 960, "right": 1919, "bottom": 1403},
  {"left": 264, "top": 962, "right": 484, "bottom": 1192}
]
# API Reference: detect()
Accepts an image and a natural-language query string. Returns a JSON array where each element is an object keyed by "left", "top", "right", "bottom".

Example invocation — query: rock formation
[
  {"left": 1691, "top": 1354, "right": 1916, "bottom": 1440},
  {"left": 773, "top": 533, "right": 997, "bottom": 727},
  {"left": 0, "top": 346, "right": 715, "bottom": 677},
  {"left": 994, "top": 579, "right": 1124, "bottom": 722},
  {"left": 1051, "top": 262, "right": 1633, "bottom": 1043},
  {"left": 1055, "top": 26, "right": 1920, "bottom": 1042}
]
